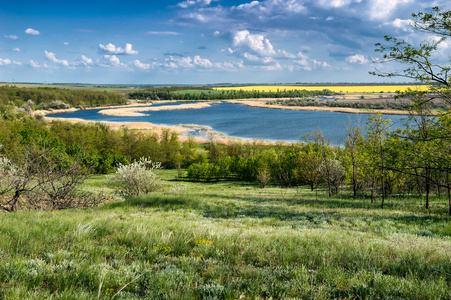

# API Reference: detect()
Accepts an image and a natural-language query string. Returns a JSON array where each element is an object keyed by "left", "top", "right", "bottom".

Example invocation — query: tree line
[
  {"left": 186, "top": 110, "right": 451, "bottom": 214},
  {"left": 128, "top": 88, "right": 334, "bottom": 101},
  {"left": 1, "top": 97, "right": 451, "bottom": 214},
  {"left": 0, "top": 85, "right": 127, "bottom": 108},
  {"left": 268, "top": 97, "right": 450, "bottom": 111}
]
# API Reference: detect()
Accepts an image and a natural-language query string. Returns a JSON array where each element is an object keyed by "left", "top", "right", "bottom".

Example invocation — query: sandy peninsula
[
  {"left": 33, "top": 98, "right": 410, "bottom": 145},
  {"left": 33, "top": 102, "right": 273, "bottom": 144},
  {"left": 226, "top": 99, "right": 412, "bottom": 115},
  {"left": 98, "top": 102, "right": 212, "bottom": 117}
]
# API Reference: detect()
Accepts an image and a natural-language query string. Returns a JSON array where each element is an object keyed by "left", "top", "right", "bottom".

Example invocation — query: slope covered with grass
[{"left": 0, "top": 171, "right": 449, "bottom": 299}]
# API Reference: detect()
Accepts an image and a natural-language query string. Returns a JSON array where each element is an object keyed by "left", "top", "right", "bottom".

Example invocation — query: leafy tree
[
  {"left": 343, "top": 118, "right": 365, "bottom": 198},
  {"left": 372, "top": 6, "right": 451, "bottom": 213},
  {"left": 365, "top": 114, "right": 392, "bottom": 207}
]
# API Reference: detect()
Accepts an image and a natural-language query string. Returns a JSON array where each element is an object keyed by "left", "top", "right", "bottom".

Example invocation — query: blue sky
[{"left": 0, "top": 0, "right": 449, "bottom": 84}]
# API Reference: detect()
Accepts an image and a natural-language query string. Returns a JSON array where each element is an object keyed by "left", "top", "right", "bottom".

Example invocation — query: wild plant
[{"left": 108, "top": 157, "right": 161, "bottom": 199}]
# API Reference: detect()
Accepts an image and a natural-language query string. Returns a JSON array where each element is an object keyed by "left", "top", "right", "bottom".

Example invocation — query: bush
[
  {"left": 0, "top": 146, "right": 104, "bottom": 211},
  {"left": 108, "top": 157, "right": 161, "bottom": 199},
  {"left": 186, "top": 162, "right": 221, "bottom": 182},
  {"left": 40, "top": 100, "right": 70, "bottom": 110}
]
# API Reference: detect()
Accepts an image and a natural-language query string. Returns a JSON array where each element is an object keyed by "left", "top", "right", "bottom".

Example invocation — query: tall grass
[{"left": 0, "top": 171, "right": 449, "bottom": 299}]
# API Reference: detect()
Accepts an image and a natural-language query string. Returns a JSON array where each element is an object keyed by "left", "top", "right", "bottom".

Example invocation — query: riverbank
[
  {"left": 97, "top": 102, "right": 212, "bottom": 117},
  {"left": 226, "top": 99, "right": 412, "bottom": 115},
  {"left": 33, "top": 98, "right": 410, "bottom": 145},
  {"left": 34, "top": 104, "right": 277, "bottom": 145}
]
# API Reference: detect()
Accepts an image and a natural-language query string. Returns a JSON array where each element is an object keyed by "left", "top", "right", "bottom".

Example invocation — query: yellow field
[{"left": 214, "top": 85, "right": 429, "bottom": 93}]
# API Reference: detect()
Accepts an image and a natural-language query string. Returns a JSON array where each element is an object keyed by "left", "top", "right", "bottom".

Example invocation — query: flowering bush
[{"left": 108, "top": 157, "right": 161, "bottom": 199}]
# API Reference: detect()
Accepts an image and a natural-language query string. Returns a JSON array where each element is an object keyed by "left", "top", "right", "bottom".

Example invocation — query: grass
[
  {"left": 0, "top": 170, "right": 450, "bottom": 299},
  {"left": 215, "top": 85, "right": 430, "bottom": 94}
]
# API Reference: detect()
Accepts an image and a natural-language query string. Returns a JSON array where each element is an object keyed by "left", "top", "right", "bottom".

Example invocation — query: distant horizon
[{"left": 0, "top": 81, "right": 425, "bottom": 87}]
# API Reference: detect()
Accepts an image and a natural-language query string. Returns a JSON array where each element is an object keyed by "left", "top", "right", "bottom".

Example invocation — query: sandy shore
[
  {"left": 34, "top": 98, "right": 410, "bottom": 145},
  {"left": 33, "top": 104, "right": 277, "bottom": 145},
  {"left": 226, "top": 99, "right": 412, "bottom": 115},
  {"left": 98, "top": 102, "right": 212, "bottom": 117}
]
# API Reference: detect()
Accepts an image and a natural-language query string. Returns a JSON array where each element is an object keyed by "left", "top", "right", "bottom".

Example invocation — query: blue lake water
[{"left": 47, "top": 102, "right": 409, "bottom": 144}]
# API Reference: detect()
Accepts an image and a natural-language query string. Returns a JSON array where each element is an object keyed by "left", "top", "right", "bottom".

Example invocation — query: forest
[
  {"left": 0, "top": 85, "right": 127, "bottom": 108},
  {"left": 128, "top": 87, "right": 334, "bottom": 101}
]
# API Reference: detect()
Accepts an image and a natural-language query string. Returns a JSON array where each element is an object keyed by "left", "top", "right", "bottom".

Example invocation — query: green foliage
[
  {"left": 0, "top": 117, "right": 203, "bottom": 175},
  {"left": 0, "top": 85, "right": 127, "bottom": 109},
  {"left": 267, "top": 97, "right": 448, "bottom": 111},
  {"left": 129, "top": 88, "right": 334, "bottom": 101}
]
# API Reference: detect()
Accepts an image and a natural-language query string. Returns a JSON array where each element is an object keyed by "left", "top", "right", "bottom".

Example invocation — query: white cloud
[
  {"left": 45, "top": 50, "right": 70, "bottom": 67},
  {"left": 232, "top": 30, "right": 276, "bottom": 57},
  {"left": 177, "top": 0, "right": 213, "bottom": 8},
  {"left": 193, "top": 55, "right": 213, "bottom": 68},
  {"left": 25, "top": 28, "right": 40, "bottom": 35},
  {"left": 316, "top": 0, "right": 359, "bottom": 9},
  {"left": 235, "top": 0, "right": 306, "bottom": 14},
  {"left": 261, "top": 63, "right": 283, "bottom": 71},
  {"left": 12, "top": 48, "right": 21, "bottom": 52},
  {"left": 294, "top": 52, "right": 311, "bottom": 71},
  {"left": 5, "top": 35, "right": 19, "bottom": 40},
  {"left": 29, "top": 60, "right": 40, "bottom": 68},
  {"left": 277, "top": 50, "right": 296, "bottom": 59},
  {"left": 214, "top": 61, "right": 243, "bottom": 70},
  {"left": 0, "top": 58, "right": 11, "bottom": 66},
  {"left": 165, "top": 56, "right": 194, "bottom": 68},
  {"left": 81, "top": 55, "right": 94, "bottom": 65},
  {"left": 184, "top": 12, "right": 209, "bottom": 23},
  {"left": 213, "top": 31, "right": 220, "bottom": 37},
  {"left": 368, "top": 0, "right": 412, "bottom": 20},
  {"left": 391, "top": 18, "right": 413, "bottom": 28},
  {"left": 346, "top": 54, "right": 368, "bottom": 64},
  {"left": 384, "top": 18, "right": 413, "bottom": 32},
  {"left": 99, "top": 43, "right": 138, "bottom": 55},
  {"left": 13, "top": 61, "right": 22, "bottom": 65},
  {"left": 243, "top": 52, "right": 261, "bottom": 62},
  {"left": 63, "top": 42, "right": 70, "bottom": 45},
  {"left": 313, "top": 59, "right": 330, "bottom": 68},
  {"left": 103, "top": 55, "right": 125, "bottom": 66},
  {"left": 163, "top": 55, "right": 214, "bottom": 69},
  {"left": 146, "top": 31, "right": 181, "bottom": 36},
  {"left": 134, "top": 60, "right": 151, "bottom": 70}
]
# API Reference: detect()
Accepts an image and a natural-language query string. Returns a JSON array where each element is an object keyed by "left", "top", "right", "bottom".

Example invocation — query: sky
[{"left": 0, "top": 0, "right": 449, "bottom": 84}]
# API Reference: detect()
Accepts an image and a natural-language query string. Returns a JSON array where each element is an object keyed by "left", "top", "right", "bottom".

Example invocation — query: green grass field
[{"left": 1, "top": 170, "right": 450, "bottom": 299}]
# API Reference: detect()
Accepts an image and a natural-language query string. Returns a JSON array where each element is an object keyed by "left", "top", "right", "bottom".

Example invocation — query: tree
[
  {"left": 365, "top": 114, "right": 392, "bottom": 207},
  {"left": 343, "top": 118, "right": 365, "bottom": 198},
  {"left": 0, "top": 145, "right": 101, "bottom": 211},
  {"left": 372, "top": 7, "right": 451, "bottom": 213},
  {"left": 372, "top": 6, "right": 450, "bottom": 102}
]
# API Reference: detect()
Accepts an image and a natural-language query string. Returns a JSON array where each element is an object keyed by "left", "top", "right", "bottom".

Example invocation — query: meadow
[
  {"left": 214, "top": 85, "right": 430, "bottom": 94},
  {"left": 0, "top": 170, "right": 450, "bottom": 299}
]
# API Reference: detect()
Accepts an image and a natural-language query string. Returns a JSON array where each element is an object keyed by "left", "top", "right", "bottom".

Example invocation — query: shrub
[
  {"left": 108, "top": 157, "right": 161, "bottom": 199},
  {"left": 186, "top": 162, "right": 221, "bottom": 182},
  {"left": 40, "top": 100, "right": 70, "bottom": 110},
  {"left": 0, "top": 146, "right": 104, "bottom": 211},
  {"left": 256, "top": 167, "right": 271, "bottom": 188}
]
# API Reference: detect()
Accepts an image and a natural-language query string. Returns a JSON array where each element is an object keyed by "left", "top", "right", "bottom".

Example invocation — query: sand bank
[
  {"left": 35, "top": 106, "right": 274, "bottom": 145},
  {"left": 98, "top": 102, "right": 212, "bottom": 117},
  {"left": 226, "top": 99, "right": 412, "bottom": 115}
]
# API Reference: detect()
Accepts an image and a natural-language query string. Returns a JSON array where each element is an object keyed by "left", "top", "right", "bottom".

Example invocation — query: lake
[{"left": 47, "top": 102, "right": 409, "bottom": 144}]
